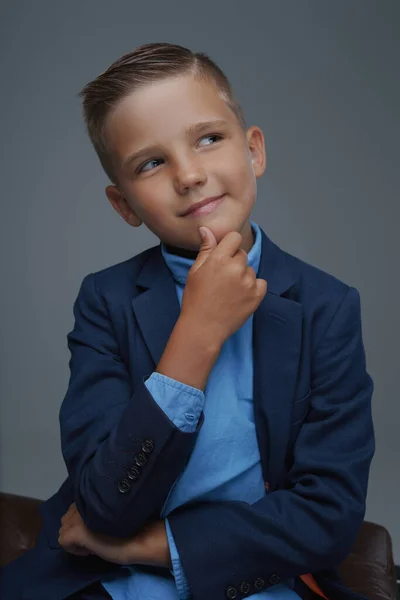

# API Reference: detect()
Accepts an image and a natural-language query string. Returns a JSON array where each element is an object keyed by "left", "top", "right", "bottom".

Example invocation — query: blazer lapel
[
  {"left": 132, "top": 230, "right": 303, "bottom": 492},
  {"left": 132, "top": 246, "right": 181, "bottom": 367},
  {"left": 253, "top": 229, "right": 303, "bottom": 491}
]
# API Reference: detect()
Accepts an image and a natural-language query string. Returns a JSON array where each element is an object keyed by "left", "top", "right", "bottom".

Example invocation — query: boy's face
[{"left": 104, "top": 73, "right": 266, "bottom": 253}]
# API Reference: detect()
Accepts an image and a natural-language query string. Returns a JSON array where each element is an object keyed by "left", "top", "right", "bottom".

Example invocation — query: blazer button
[
  {"left": 135, "top": 453, "right": 147, "bottom": 467},
  {"left": 239, "top": 581, "right": 251, "bottom": 594},
  {"left": 127, "top": 466, "right": 140, "bottom": 481},
  {"left": 269, "top": 573, "right": 280, "bottom": 585},
  {"left": 225, "top": 586, "right": 237, "bottom": 599},
  {"left": 117, "top": 478, "right": 131, "bottom": 493},
  {"left": 254, "top": 578, "right": 265, "bottom": 590},
  {"left": 142, "top": 439, "right": 154, "bottom": 453}
]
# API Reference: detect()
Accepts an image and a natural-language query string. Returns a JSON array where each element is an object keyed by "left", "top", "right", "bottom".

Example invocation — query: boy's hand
[
  {"left": 180, "top": 227, "right": 267, "bottom": 345},
  {"left": 58, "top": 503, "right": 171, "bottom": 568}
]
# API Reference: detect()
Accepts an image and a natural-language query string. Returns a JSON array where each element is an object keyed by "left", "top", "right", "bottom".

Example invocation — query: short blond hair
[{"left": 78, "top": 42, "right": 246, "bottom": 184}]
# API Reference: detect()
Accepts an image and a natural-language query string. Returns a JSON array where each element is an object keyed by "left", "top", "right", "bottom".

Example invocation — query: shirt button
[
  {"left": 135, "top": 452, "right": 147, "bottom": 467},
  {"left": 127, "top": 466, "right": 140, "bottom": 481},
  {"left": 269, "top": 573, "right": 281, "bottom": 585},
  {"left": 117, "top": 478, "right": 131, "bottom": 493},
  {"left": 141, "top": 439, "right": 154, "bottom": 453},
  {"left": 239, "top": 581, "right": 251, "bottom": 594},
  {"left": 226, "top": 586, "right": 237, "bottom": 599},
  {"left": 254, "top": 578, "right": 265, "bottom": 590}
]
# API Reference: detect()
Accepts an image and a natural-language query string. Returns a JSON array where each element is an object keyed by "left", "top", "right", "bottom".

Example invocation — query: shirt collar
[{"left": 161, "top": 220, "right": 262, "bottom": 286}]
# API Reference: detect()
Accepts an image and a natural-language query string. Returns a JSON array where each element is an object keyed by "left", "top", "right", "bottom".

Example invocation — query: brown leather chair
[{"left": 0, "top": 491, "right": 397, "bottom": 600}]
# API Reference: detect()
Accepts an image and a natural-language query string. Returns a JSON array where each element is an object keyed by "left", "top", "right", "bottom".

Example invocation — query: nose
[{"left": 173, "top": 155, "right": 207, "bottom": 194}]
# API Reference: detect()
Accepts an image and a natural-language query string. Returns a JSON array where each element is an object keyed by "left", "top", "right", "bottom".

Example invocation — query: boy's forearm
[{"left": 156, "top": 315, "right": 222, "bottom": 391}]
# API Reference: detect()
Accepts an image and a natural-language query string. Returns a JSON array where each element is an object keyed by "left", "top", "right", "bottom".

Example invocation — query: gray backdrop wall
[{"left": 1, "top": 1, "right": 399, "bottom": 561}]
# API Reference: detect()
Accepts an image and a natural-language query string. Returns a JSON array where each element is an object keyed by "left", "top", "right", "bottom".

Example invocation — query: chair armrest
[
  {"left": 338, "top": 520, "right": 397, "bottom": 600},
  {"left": 0, "top": 491, "right": 43, "bottom": 568}
]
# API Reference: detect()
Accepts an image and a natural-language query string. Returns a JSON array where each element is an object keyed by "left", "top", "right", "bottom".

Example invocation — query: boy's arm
[
  {"left": 167, "top": 286, "right": 375, "bottom": 600},
  {"left": 60, "top": 273, "right": 220, "bottom": 538}
]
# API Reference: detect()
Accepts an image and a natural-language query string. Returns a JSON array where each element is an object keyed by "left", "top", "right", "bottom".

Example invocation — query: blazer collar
[{"left": 135, "top": 227, "right": 296, "bottom": 296}]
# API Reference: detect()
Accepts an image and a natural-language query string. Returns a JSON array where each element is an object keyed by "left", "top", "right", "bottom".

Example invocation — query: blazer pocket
[{"left": 291, "top": 389, "right": 312, "bottom": 425}]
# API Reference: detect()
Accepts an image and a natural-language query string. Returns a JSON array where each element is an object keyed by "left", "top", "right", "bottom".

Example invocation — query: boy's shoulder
[
  {"left": 263, "top": 231, "right": 353, "bottom": 309},
  {"left": 87, "top": 244, "right": 160, "bottom": 299},
  {"left": 272, "top": 243, "right": 361, "bottom": 347},
  {"left": 282, "top": 244, "right": 351, "bottom": 300}
]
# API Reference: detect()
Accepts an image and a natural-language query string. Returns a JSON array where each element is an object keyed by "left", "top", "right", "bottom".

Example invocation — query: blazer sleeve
[
  {"left": 167, "top": 286, "right": 375, "bottom": 600},
  {"left": 59, "top": 273, "right": 204, "bottom": 538}
]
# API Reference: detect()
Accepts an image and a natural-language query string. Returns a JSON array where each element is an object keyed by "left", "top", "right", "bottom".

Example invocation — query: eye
[
  {"left": 137, "top": 158, "right": 163, "bottom": 174},
  {"left": 198, "top": 133, "right": 223, "bottom": 146}
]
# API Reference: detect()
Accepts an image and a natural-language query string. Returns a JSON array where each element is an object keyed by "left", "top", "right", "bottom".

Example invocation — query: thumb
[{"left": 192, "top": 226, "right": 218, "bottom": 272}]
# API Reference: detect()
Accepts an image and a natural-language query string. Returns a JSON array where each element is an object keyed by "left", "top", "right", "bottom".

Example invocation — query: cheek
[
  {"left": 127, "top": 182, "right": 169, "bottom": 220},
  {"left": 216, "top": 145, "right": 252, "bottom": 181},
  {"left": 224, "top": 156, "right": 256, "bottom": 197}
]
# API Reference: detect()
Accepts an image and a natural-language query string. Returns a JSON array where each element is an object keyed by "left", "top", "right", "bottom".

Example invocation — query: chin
[{"left": 208, "top": 217, "right": 249, "bottom": 240}]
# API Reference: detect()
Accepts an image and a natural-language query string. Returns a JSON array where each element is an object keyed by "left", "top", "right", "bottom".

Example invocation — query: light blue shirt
[{"left": 101, "top": 221, "right": 300, "bottom": 599}]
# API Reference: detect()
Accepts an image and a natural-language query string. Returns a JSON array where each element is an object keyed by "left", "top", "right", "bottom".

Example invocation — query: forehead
[{"left": 105, "top": 74, "right": 237, "bottom": 161}]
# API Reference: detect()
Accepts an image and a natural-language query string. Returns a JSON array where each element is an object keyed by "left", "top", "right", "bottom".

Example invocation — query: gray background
[{"left": 1, "top": 0, "right": 399, "bottom": 561}]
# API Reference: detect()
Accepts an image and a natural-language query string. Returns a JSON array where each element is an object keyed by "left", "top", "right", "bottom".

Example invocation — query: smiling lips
[{"left": 181, "top": 194, "right": 225, "bottom": 217}]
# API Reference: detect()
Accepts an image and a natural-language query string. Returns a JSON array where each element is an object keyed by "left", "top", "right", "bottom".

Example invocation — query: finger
[
  {"left": 228, "top": 248, "right": 248, "bottom": 275},
  {"left": 61, "top": 503, "right": 78, "bottom": 527},
  {"left": 59, "top": 524, "right": 89, "bottom": 552},
  {"left": 58, "top": 530, "right": 91, "bottom": 556},
  {"left": 243, "top": 265, "right": 256, "bottom": 281},
  {"left": 61, "top": 506, "right": 74, "bottom": 526},
  {"left": 59, "top": 533, "right": 91, "bottom": 556},
  {"left": 255, "top": 278, "right": 268, "bottom": 299},
  {"left": 212, "top": 231, "right": 243, "bottom": 259},
  {"left": 192, "top": 226, "right": 218, "bottom": 273},
  {"left": 68, "top": 546, "right": 92, "bottom": 557},
  {"left": 60, "top": 507, "right": 86, "bottom": 538}
]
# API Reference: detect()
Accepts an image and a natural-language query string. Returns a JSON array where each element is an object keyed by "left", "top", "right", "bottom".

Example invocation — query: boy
[{"left": 1, "top": 43, "right": 374, "bottom": 600}]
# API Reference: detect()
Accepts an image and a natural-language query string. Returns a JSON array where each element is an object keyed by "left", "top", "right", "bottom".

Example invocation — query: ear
[
  {"left": 246, "top": 126, "right": 267, "bottom": 178},
  {"left": 105, "top": 185, "right": 142, "bottom": 227}
]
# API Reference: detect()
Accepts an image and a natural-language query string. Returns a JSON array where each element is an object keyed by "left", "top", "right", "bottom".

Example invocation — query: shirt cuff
[
  {"left": 165, "top": 517, "right": 191, "bottom": 600},
  {"left": 144, "top": 371, "right": 205, "bottom": 432}
]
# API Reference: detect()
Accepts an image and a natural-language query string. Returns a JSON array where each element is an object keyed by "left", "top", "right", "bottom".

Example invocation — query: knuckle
[
  {"left": 217, "top": 254, "right": 229, "bottom": 267},
  {"left": 243, "top": 271, "right": 254, "bottom": 286},
  {"left": 231, "top": 261, "right": 243, "bottom": 277},
  {"left": 244, "top": 268, "right": 255, "bottom": 284},
  {"left": 257, "top": 279, "right": 267, "bottom": 296}
]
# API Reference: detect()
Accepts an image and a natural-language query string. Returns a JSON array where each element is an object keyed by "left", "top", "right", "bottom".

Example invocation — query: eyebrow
[{"left": 122, "top": 119, "right": 229, "bottom": 170}]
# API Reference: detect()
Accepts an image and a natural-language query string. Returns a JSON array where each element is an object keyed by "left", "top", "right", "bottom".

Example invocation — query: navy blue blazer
[{"left": 0, "top": 227, "right": 374, "bottom": 600}]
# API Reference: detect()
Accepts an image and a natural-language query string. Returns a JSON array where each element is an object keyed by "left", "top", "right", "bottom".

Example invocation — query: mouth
[{"left": 180, "top": 194, "right": 226, "bottom": 217}]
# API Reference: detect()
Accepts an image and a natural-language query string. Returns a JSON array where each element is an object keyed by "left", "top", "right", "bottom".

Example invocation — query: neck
[
  {"left": 162, "top": 245, "right": 199, "bottom": 260},
  {"left": 163, "top": 222, "right": 255, "bottom": 259}
]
